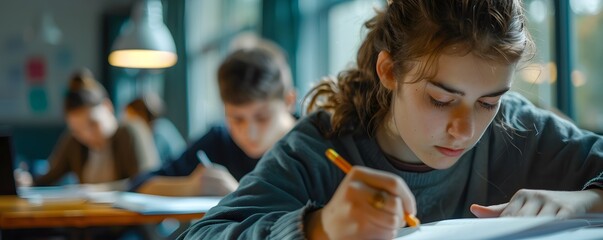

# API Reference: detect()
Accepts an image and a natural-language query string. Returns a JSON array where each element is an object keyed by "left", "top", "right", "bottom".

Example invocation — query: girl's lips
[{"left": 435, "top": 146, "right": 465, "bottom": 157}]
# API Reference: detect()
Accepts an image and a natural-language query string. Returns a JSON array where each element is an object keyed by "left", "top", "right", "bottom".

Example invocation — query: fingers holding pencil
[
  {"left": 307, "top": 148, "right": 420, "bottom": 239},
  {"left": 313, "top": 165, "right": 418, "bottom": 239},
  {"left": 347, "top": 166, "right": 418, "bottom": 225},
  {"left": 326, "top": 148, "right": 419, "bottom": 227}
]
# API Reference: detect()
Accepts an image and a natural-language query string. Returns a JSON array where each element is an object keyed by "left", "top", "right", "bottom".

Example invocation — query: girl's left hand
[{"left": 470, "top": 189, "right": 603, "bottom": 218}]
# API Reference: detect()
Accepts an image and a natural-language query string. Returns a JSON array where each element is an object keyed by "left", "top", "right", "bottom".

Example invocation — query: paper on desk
[
  {"left": 85, "top": 191, "right": 119, "bottom": 203},
  {"left": 17, "top": 186, "right": 119, "bottom": 204},
  {"left": 522, "top": 228, "right": 603, "bottom": 240},
  {"left": 395, "top": 217, "right": 573, "bottom": 240},
  {"left": 112, "top": 192, "right": 222, "bottom": 215},
  {"left": 18, "top": 186, "right": 88, "bottom": 204}
]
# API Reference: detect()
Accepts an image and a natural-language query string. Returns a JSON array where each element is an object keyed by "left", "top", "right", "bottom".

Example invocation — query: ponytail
[{"left": 64, "top": 68, "right": 107, "bottom": 113}]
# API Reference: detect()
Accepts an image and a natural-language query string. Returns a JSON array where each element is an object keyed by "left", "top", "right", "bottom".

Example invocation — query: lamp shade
[{"left": 108, "top": 0, "right": 177, "bottom": 69}]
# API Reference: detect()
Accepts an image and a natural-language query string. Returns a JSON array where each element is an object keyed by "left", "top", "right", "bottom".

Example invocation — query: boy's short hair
[{"left": 217, "top": 48, "right": 289, "bottom": 105}]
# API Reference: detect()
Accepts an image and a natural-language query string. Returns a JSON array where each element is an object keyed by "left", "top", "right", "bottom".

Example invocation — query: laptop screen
[{"left": 0, "top": 134, "right": 17, "bottom": 195}]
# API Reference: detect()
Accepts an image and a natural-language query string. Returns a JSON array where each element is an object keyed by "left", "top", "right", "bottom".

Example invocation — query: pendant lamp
[{"left": 108, "top": 0, "right": 177, "bottom": 69}]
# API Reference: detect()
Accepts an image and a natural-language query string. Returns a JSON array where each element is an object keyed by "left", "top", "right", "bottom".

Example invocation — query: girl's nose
[{"left": 447, "top": 106, "right": 474, "bottom": 142}]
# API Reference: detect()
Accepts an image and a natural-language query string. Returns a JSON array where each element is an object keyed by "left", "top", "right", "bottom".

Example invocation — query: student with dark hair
[
  {"left": 124, "top": 93, "right": 186, "bottom": 164},
  {"left": 177, "top": 0, "right": 603, "bottom": 239},
  {"left": 19, "top": 68, "right": 159, "bottom": 190},
  {"left": 131, "top": 46, "right": 297, "bottom": 196}
]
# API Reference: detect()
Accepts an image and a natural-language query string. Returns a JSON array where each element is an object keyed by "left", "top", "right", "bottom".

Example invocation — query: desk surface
[{"left": 0, "top": 196, "right": 205, "bottom": 229}]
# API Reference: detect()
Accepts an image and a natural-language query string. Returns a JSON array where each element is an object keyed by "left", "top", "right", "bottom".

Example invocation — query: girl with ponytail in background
[{"left": 22, "top": 68, "right": 159, "bottom": 190}]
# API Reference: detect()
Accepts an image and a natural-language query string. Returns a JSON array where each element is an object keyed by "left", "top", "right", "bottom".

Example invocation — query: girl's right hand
[{"left": 305, "top": 166, "right": 416, "bottom": 240}]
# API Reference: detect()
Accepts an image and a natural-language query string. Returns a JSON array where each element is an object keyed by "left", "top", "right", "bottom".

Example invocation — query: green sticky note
[{"left": 28, "top": 87, "right": 48, "bottom": 113}]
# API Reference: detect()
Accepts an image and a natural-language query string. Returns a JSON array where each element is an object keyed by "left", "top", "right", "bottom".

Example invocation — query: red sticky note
[{"left": 26, "top": 56, "right": 46, "bottom": 84}]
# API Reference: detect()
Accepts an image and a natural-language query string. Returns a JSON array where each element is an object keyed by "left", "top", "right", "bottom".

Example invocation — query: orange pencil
[
  {"left": 325, "top": 148, "right": 421, "bottom": 228},
  {"left": 325, "top": 148, "right": 352, "bottom": 173}
]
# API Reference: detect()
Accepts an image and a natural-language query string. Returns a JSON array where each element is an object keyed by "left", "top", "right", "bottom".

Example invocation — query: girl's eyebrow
[{"left": 428, "top": 80, "right": 510, "bottom": 98}]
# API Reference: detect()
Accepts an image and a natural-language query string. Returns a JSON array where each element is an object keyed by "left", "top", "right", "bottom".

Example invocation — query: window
[
  {"left": 186, "top": 0, "right": 261, "bottom": 139},
  {"left": 572, "top": 0, "right": 603, "bottom": 132},
  {"left": 513, "top": 0, "right": 556, "bottom": 109},
  {"left": 328, "top": 0, "right": 383, "bottom": 75}
]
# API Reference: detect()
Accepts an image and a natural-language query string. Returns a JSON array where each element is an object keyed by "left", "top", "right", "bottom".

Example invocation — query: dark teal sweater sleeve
[
  {"left": 488, "top": 92, "right": 603, "bottom": 202},
  {"left": 177, "top": 114, "right": 345, "bottom": 239}
]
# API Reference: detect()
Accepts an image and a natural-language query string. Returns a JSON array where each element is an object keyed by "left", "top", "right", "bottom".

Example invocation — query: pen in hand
[
  {"left": 196, "top": 150, "right": 214, "bottom": 168},
  {"left": 325, "top": 148, "right": 421, "bottom": 228}
]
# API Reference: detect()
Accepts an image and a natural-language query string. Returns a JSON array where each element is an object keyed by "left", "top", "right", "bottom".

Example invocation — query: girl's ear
[
  {"left": 284, "top": 89, "right": 297, "bottom": 113},
  {"left": 376, "top": 51, "right": 396, "bottom": 90}
]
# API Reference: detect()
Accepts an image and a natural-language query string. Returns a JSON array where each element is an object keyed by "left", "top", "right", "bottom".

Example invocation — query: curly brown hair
[{"left": 305, "top": 0, "right": 533, "bottom": 137}]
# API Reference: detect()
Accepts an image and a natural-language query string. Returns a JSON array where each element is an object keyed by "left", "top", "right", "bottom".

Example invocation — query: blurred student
[
  {"left": 124, "top": 93, "right": 186, "bottom": 164},
  {"left": 21, "top": 68, "right": 159, "bottom": 190},
  {"left": 131, "top": 45, "right": 297, "bottom": 196}
]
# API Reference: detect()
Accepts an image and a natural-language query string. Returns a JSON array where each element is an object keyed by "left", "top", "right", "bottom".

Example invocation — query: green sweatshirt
[{"left": 178, "top": 92, "right": 603, "bottom": 239}]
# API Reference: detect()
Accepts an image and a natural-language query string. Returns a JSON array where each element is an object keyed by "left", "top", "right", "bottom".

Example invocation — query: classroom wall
[
  {"left": 0, "top": 0, "right": 134, "bottom": 160},
  {"left": 0, "top": 0, "right": 134, "bottom": 124}
]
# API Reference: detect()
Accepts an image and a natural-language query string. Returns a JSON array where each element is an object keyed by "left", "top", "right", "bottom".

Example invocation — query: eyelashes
[
  {"left": 478, "top": 101, "right": 498, "bottom": 111},
  {"left": 429, "top": 97, "right": 498, "bottom": 111},
  {"left": 429, "top": 97, "right": 449, "bottom": 109}
]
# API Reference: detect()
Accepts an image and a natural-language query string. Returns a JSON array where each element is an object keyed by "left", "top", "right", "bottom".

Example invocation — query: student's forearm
[{"left": 137, "top": 176, "right": 201, "bottom": 196}]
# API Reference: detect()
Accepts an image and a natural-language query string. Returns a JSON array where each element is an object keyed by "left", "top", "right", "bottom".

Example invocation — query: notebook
[
  {"left": 17, "top": 185, "right": 91, "bottom": 203},
  {"left": 395, "top": 215, "right": 603, "bottom": 240},
  {"left": 113, "top": 192, "right": 222, "bottom": 215},
  {"left": 17, "top": 183, "right": 124, "bottom": 204},
  {"left": 0, "top": 133, "right": 17, "bottom": 195}
]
